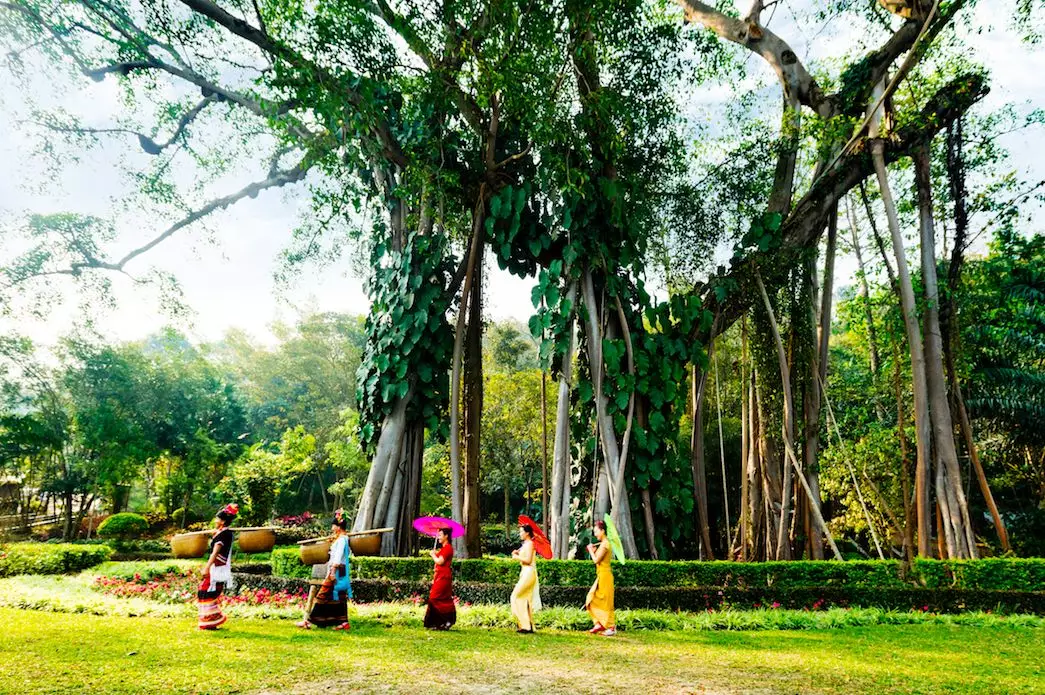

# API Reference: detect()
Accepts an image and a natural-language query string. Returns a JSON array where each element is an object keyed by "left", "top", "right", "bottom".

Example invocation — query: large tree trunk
[
  {"left": 871, "top": 136, "right": 933, "bottom": 558},
  {"left": 580, "top": 269, "right": 639, "bottom": 558},
  {"left": 914, "top": 145, "right": 977, "bottom": 559},
  {"left": 354, "top": 391, "right": 411, "bottom": 535},
  {"left": 550, "top": 291, "right": 577, "bottom": 558},
  {"left": 691, "top": 362, "right": 716, "bottom": 559},
  {"left": 463, "top": 243, "right": 484, "bottom": 558},
  {"left": 391, "top": 424, "right": 423, "bottom": 556}
]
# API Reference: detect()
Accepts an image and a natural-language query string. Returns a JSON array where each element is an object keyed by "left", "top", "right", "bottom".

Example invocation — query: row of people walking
[{"left": 195, "top": 505, "right": 615, "bottom": 636}]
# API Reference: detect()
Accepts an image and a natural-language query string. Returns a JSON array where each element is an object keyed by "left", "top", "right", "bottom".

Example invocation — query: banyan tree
[{"left": 0, "top": 0, "right": 1006, "bottom": 559}]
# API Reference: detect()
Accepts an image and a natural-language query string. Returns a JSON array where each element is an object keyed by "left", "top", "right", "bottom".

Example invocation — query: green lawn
[{"left": 2, "top": 606, "right": 1043, "bottom": 694}]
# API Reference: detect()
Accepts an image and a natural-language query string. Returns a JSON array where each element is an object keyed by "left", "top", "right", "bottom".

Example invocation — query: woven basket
[
  {"left": 350, "top": 533, "right": 382, "bottom": 557},
  {"left": 171, "top": 531, "right": 209, "bottom": 559},
  {"left": 299, "top": 538, "right": 332, "bottom": 565},
  {"left": 237, "top": 528, "right": 276, "bottom": 554}
]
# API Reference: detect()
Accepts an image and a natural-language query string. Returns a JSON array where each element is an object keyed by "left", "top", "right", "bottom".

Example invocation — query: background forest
[{"left": 0, "top": 0, "right": 1043, "bottom": 562}]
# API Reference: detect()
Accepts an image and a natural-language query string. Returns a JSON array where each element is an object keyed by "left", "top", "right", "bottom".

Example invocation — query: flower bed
[{"left": 92, "top": 568, "right": 307, "bottom": 609}]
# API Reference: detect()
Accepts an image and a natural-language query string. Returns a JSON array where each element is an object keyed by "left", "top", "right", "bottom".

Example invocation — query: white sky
[{"left": 0, "top": 1, "right": 1042, "bottom": 348}]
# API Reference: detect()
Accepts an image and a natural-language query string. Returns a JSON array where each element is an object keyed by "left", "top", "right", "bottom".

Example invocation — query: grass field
[{"left": 2, "top": 606, "right": 1044, "bottom": 694}]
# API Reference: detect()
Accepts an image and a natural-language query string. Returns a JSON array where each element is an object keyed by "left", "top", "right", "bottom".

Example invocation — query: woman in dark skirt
[
  {"left": 197, "top": 503, "right": 237, "bottom": 630},
  {"left": 299, "top": 509, "right": 352, "bottom": 630},
  {"left": 424, "top": 527, "right": 456, "bottom": 630}
]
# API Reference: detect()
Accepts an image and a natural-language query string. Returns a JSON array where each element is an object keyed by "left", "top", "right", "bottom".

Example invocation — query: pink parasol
[{"left": 413, "top": 516, "right": 466, "bottom": 539}]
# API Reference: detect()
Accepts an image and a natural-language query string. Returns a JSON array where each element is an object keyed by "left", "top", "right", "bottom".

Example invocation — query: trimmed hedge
[
  {"left": 0, "top": 543, "right": 113, "bottom": 577},
  {"left": 97, "top": 513, "right": 149, "bottom": 540},
  {"left": 269, "top": 550, "right": 1045, "bottom": 592},
  {"left": 234, "top": 573, "right": 1045, "bottom": 615}
]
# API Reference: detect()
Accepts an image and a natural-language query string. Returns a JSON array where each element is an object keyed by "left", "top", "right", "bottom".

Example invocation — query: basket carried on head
[{"left": 171, "top": 531, "right": 211, "bottom": 558}]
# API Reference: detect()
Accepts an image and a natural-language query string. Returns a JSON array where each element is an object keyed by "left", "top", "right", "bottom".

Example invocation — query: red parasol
[
  {"left": 413, "top": 516, "right": 466, "bottom": 539},
  {"left": 517, "top": 514, "right": 552, "bottom": 559}
]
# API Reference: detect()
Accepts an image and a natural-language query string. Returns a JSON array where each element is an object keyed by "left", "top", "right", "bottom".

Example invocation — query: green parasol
[{"left": 603, "top": 513, "right": 626, "bottom": 564}]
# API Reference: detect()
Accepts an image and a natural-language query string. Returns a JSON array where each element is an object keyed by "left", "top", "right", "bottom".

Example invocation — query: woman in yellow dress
[
  {"left": 584, "top": 520, "right": 616, "bottom": 636},
  {"left": 509, "top": 524, "right": 541, "bottom": 633}
]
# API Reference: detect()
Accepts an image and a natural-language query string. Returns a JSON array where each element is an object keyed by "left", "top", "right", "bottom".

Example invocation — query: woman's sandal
[
  {"left": 333, "top": 622, "right": 351, "bottom": 631},
  {"left": 295, "top": 620, "right": 313, "bottom": 630},
  {"left": 602, "top": 628, "right": 617, "bottom": 637},
  {"left": 587, "top": 624, "right": 605, "bottom": 634}
]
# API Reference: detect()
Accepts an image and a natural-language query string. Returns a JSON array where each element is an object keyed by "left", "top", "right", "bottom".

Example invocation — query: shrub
[
  {"left": 236, "top": 572, "right": 1045, "bottom": 615},
  {"left": 171, "top": 508, "right": 202, "bottom": 528},
  {"left": 0, "top": 543, "right": 112, "bottom": 576},
  {"left": 271, "top": 546, "right": 311, "bottom": 579},
  {"left": 276, "top": 512, "right": 317, "bottom": 527},
  {"left": 95, "top": 514, "right": 151, "bottom": 543},
  {"left": 143, "top": 512, "right": 171, "bottom": 534},
  {"left": 97, "top": 513, "right": 150, "bottom": 540},
  {"left": 268, "top": 551, "right": 1045, "bottom": 597},
  {"left": 481, "top": 525, "right": 517, "bottom": 556},
  {"left": 273, "top": 523, "right": 327, "bottom": 546}
]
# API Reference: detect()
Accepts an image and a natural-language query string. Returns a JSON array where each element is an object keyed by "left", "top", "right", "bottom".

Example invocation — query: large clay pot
[
  {"left": 350, "top": 533, "right": 382, "bottom": 557},
  {"left": 171, "top": 531, "right": 209, "bottom": 559},
  {"left": 237, "top": 528, "right": 276, "bottom": 554},
  {"left": 299, "top": 537, "right": 331, "bottom": 565}
]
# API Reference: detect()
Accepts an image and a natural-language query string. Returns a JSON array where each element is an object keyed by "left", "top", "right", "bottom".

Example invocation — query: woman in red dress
[{"left": 423, "top": 527, "right": 456, "bottom": 630}]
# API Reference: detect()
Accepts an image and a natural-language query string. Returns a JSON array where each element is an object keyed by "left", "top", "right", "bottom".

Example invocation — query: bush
[
  {"left": 268, "top": 551, "right": 1045, "bottom": 596},
  {"left": 0, "top": 543, "right": 112, "bottom": 576},
  {"left": 171, "top": 508, "right": 203, "bottom": 528},
  {"left": 143, "top": 512, "right": 171, "bottom": 534},
  {"left": 235, "top": 571, "right": 1045, "bottom": 615},
  {"left": 273, "top": 523, "right": 327, "bottom": 546},
  {"left": 481, "top": 525, "right": 517, "bottom": 556},
  {"left": 97, "top": 513, "right": 150, "bottom": 540}
]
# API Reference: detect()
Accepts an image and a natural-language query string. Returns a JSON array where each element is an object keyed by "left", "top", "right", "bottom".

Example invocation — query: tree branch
[
  {"left": 697, "top": 73, "right": 989, "bottom": 343},
  {"left": 176, "top": 0, "right": 409, "bottom": 167}
]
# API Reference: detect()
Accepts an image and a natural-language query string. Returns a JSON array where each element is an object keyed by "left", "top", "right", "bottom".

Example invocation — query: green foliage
[
  {"left": 0, "top": 543, "right": 111, "bottom": 577},
  {"left": 252, "top": 571, "right": 1045, "bottom": 615},
  {"left": 355, "top": 234, "right": 453, "bottom": 452},
  {"left": 272, "top": 552, "right": 1045, "bottom": 594},
  {"left": 95, "top": 513, "right": 149, "bottom": 540},
  {"left": 219, "top": 427, "right": 316, "bottom": 525}
]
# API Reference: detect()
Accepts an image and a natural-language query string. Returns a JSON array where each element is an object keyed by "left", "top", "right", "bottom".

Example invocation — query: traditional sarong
[
  {"left": 307, "top": 536, "right": 351, "bottom": 628},
  {"left": 308, "top": 573, "right": 349, "bottom": 627},
  {"left": 424, "top": 543, "right": 456, "bottom": 630},
  {"left": 197, "top": 529, "right": 233, "bottom": 630},
  {"left": 197, "top": 577, "right": 227, "bottom": 630},
  {"left": 510, "top": 564, "right": 541, "bottom": 631},
  {"left": 585, "top": 544, "right": 615, "bottom": 629}
]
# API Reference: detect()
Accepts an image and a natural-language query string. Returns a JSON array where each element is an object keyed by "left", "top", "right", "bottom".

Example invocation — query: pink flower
[{"left": 771, "top": 602, "right": 781, "bottom": 609}]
